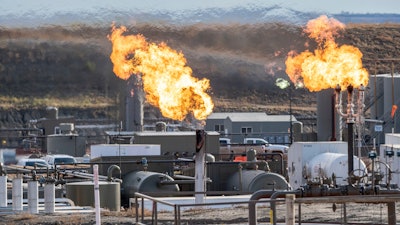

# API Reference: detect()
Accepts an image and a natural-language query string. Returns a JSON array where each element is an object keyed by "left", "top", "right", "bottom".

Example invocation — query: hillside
[{"left": 0, "top": 23, "right": 399, "bottom": 128}]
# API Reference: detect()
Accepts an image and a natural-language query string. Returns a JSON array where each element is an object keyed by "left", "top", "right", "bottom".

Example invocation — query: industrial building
[{"left": 205, "top": 112, "right": 302, "bottom": 144}]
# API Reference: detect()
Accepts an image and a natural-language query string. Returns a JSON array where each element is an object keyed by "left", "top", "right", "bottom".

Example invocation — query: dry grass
[
  {"left": 102, "top": 207, "right": 153, "bottom": 217},
  {"left": 10, "top": 212, "right": 38, "bottom": 221},
  {"left": 0, "top": 95, "right": 115, "bottom": 110}
]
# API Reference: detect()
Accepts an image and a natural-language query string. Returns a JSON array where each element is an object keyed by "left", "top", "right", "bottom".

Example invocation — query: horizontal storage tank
[
  {"left": 306, "top": 152, "right": 367, "bottom": 185},
  {"left": 66, "top": 181, "right": 120, "bottom": 211},
  {"left": 122, "top": 171, "right": 179, "bottom": 199},
  {"left": 226, "top": 170, "right": 290, "bottom": 192},
  {"left": 288, "top": 141, "right": 348, "bottom": 190}
]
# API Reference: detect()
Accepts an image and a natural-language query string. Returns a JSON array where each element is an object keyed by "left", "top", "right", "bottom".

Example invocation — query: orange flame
[
  {"left": 285, "top": 15, "right": 369, "bottom": 92},
  {"left": 391, "top": 105, "right": 398, "bottom": 118},
  {"left": 108, "top": 25, "right": 214, "bottom": 121}
]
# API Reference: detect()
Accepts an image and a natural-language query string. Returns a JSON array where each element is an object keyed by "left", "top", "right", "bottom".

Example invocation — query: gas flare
[
  {"left": 108, "top": 25, "right": 214, "bottom": 121},
  {"left": 285, "top": 15, "right": 369, "bottom": 92}
]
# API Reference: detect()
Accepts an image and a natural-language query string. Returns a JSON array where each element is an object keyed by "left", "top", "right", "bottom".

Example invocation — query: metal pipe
[
  {"left": 173, "top": 174, "right": 196, "bottom": 180},
  {"left": 59, "top": 170, "right": 122, "bottom": 183},
  {"left": 346, "top": 85, "right": 355, "bottom": 176},
  {"left": 348, "top": 122, "right": 354, "bottom": 175},
  {"left": 135, "top": 196, "right": 139, "bottom": 223},
  {"left": 249, "top": 190, "right": 302, "bottom": 225},
  {"left": 175, "top": 204, "right": 180, "bottom": 225},
  {"left": 270, "top": 191, "right": 301, "bottom": 225},
  {"left": 335, "top": 85, "right": 344, "bottom": 141},
  {"left": 248, "top": 190, "right": 285, "bottom": 225},
  {"left": 107, "top": 165, "right": 121, "bottom": 181},
  {"left": 331, "top": 93, "right": 337, "bottom": 141},
  {"left": 159, "top": 178, "right": 212, "bottom": 185},
  {"left": 239, "top": 164, "right": 243, "bottom": 191},
  {"left": 356, "top": 85, "right": 365, "bottom": 174}
]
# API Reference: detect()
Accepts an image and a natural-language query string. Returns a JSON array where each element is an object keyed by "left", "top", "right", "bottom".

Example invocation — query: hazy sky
[
  {"left": 2, "top": 0, "right": 399, "bottom": 27},
  {"left": 3, "top": 0, "right": 400, "bottom": 15}
]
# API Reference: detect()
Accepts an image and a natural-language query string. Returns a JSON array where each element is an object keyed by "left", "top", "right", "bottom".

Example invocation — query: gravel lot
[{"left": 1, "top": 198, "right": 400, "bottom": 224}]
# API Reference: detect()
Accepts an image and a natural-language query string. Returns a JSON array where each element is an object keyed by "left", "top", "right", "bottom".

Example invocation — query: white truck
[
  {"left": 243, "top": 138, "right": 289, "bottom": 154},
  {"left": 42, "top": 154, "right": 77, "bottom": 169},
  {"left": 219, "top": 137, "right": 289, "bottom": 160}
]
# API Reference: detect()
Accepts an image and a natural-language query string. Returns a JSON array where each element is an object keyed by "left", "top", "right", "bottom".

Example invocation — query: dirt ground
[{"left": 1, "top": 200, "right": 400, "bottom": 225}]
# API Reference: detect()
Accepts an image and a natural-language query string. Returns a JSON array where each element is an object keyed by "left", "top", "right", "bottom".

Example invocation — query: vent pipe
[{"left": 125, "top": 75, "right": 144, "bottom": 131}]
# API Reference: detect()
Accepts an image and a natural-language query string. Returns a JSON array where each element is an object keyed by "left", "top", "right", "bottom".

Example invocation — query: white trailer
[
  {"left": 90, "top": 144, "right": 161, "bottom": 160},
  {"left": 384, "top": 133, "right": 400, "bottom": 145},
  {"left": 287, "top": 141, "right": 366, "bottom": 190}
]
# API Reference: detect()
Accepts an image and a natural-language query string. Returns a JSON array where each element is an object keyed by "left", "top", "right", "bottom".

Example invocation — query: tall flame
[
  {"left": 108, "top": 25, "right": 214, "bottom": 121},
  {"left": 285, "top": 15, "right": 369, "bottom": 92}
]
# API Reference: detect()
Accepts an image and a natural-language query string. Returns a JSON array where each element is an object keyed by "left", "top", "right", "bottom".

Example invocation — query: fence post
[
  {"left": 387, "top": 202, "right": 396, "bottom": 225},
  {"left": 286, "top": 194, "right": 295, "bottom": 225}
]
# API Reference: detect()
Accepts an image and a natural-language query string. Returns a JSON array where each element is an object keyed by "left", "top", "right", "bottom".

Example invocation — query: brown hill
[{"left": 0, "top": 22, "right": 399, "bottom": 127}]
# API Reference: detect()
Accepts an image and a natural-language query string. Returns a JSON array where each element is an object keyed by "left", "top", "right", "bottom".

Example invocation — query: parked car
[{"left": 17, "top": 158, "right": 49, "bottom": 168}]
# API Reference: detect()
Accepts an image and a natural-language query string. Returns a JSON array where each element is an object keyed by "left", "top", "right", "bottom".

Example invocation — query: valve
[
  {"left": 368, "top": 151, "right": 377, "bottom": 159},
  {"left": 141, "top": 157, "right": 148, "bottom": 171},
  {"left": 385, "top": 149, "right": 394, "bottom": 157}
]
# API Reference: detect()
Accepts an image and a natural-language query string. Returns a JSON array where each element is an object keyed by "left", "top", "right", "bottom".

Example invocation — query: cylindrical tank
[
  {"left": 226, "top": 170, "right": 290, "bottom": 192},
  {"left": 66, "top": 181, "right": 121, "bottom": 211},
  {"left": 306, "top": 152, "right": 367, "bottom": 185},
  {"left": 122, "top": 171, "right": 179, "bottom": 200}
]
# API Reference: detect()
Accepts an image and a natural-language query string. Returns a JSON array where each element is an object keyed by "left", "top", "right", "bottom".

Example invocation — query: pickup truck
[
  {"left": 243, "top": 138, "right": 289, "bottom": 154},
  {"left": 219, "top": 138, "right": 288, "bottom": 161}
]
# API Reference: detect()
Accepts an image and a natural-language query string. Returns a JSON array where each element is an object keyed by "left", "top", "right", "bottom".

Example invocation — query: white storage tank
[
  {"left": 90, "top": 144, "right": 161, "bottom": 160},
  {"left": 288, "top": 141, "right": 348, "bottom": 190},
  {"left": 385, "top": 133, "right": 400, "bottom": 145},
  {"left": 306, "top": 152, "right": 367, "bottom": 185}
]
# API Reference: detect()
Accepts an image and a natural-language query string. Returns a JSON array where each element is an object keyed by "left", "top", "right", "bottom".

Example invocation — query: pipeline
[
  {"left": 248, "top": 190, "right": 301, "bottom": 225},
  {"left": 59, "top": 168, "right": 122, "bottom": 183},
  {"left": 107, "top": 165, "right": 121, "bottom": 181}
]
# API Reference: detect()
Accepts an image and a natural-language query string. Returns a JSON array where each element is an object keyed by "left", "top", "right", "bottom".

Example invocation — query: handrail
[
  {"left": 134, "top": 191, "right": 400, "bottom": 225},
  {"left": 248, "top": 190, "right": 301, "bottom": 225},
  {"left": 133, "top": 192, "right": 275, "bottom": 225}
]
